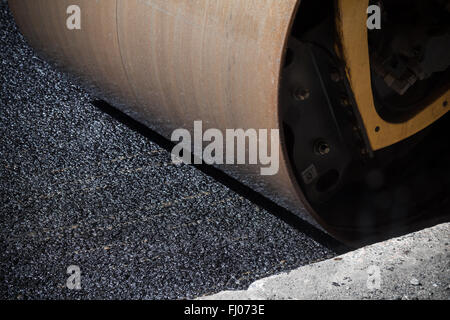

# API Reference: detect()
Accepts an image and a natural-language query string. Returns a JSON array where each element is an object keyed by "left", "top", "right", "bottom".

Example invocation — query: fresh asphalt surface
[{"left": 0, "top": 1, "right": 344, "bottom": 299}]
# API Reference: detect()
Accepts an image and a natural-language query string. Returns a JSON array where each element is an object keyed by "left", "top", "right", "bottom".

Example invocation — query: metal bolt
[
  {"left": 294, "top": 88, "right": 310, "bottom": 101},
  {"left": 340, "top": 97, "right": 351, "bottom": 107},
  {"left": 331, "top": 71, "right": 342, "bottom": 82},
  {"left": 315, "top": 141, "right": 331, "bottom": 156}
]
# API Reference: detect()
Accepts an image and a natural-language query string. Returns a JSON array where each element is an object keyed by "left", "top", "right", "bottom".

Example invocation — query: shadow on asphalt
[{"left": 91, "top": 100, "right": 351, "bottom": 254}]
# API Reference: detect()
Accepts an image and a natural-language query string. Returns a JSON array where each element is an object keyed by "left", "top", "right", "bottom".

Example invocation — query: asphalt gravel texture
[{"left": 0, "top": 1, "right": 340, "bottom": 300}]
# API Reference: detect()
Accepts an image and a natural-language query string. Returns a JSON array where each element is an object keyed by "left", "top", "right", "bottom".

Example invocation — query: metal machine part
[
  {"left": 282, "top": 0, "right": 449, "bottom": 243},
  {"left": 369, "top": 0, "right": 450, "bottom": 122},
  {"left": 337, "top": 0, "right": 449, "bottom": 151},
  {"left": 9, "top": 0, "right": 449, "bottom": 245}
]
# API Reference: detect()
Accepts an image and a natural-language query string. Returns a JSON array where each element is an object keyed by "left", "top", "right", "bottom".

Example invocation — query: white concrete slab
[{"left": 199, "top": 223, "right": 450, "bottom": 300}]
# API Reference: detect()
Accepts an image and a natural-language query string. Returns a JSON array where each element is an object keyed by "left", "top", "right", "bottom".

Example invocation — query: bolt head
[
  {"left": 315, "top": 141, "right": 331, "bottom": 156},
  {"left": 294, "top": 88, "right": 310, "bottom": 101},
  {"left": 331, "top": 71, "right": 342, "bottom": 82}
]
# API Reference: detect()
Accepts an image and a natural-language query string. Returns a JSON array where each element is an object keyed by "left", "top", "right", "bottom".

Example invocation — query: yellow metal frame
[{"left": 337, "top": 0, "right": 449, "bottom": 150}]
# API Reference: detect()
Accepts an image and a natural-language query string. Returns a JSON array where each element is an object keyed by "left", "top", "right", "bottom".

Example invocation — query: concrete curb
[{"left": 199, "top": 223, "right": 450, "bottom": 300}]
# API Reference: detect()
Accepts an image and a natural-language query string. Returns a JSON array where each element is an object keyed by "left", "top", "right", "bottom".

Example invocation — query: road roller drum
[{"left": 8, "top": 0, "right": 450, "bottom": 245}]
